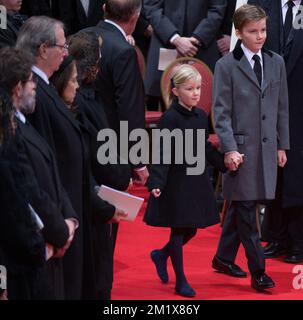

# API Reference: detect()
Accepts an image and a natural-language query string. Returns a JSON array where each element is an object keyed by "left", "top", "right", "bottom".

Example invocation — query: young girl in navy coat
[{"left": 144, "top": 64, "right": 226, "bottom": 297}]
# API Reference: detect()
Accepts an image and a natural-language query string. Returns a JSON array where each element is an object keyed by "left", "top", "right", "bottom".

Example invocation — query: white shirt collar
[
  {"left": 32, "top": 65, "right": 49, "bottom": 85},
  {"left": 15, "top": 111, "right": 26, "bottom": 124},
  {"left": 241, "top": 43, "right": 263, "bottom": 65},
  {"left": 281, "top": 0, "right": 301, "bottom": 9},
  {"left": 104, "top": 19, "right": 127, "bottom": 40}
]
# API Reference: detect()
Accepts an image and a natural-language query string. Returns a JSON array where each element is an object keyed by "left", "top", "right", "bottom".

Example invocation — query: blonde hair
[{"left": 168, "top": 64, "right": 201, "bottom": 105}]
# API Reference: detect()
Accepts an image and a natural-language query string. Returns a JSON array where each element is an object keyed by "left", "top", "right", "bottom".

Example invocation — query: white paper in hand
[{"left": 98, "top": 185, "right": 144, "bottom": 222}]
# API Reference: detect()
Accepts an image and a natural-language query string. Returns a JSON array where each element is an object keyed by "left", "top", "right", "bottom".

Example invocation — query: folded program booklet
[{"left": 97, "top": 185, "right": 144, "bottom": 222}]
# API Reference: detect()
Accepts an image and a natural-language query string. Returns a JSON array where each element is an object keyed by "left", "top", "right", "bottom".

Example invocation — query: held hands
[
  {"left": 151, "top": 188, "right": 161, "bottom": 198},
  {"left": 172, "top": 36, "right": 199, "bottom": 57},
  {"left": 110, "top": 208, "right": 128, "bottom": 223},
  {"left": 224, "top": 151, "right": 245, "bottom": 171},
  {"left": 278, "top": 150, "right": 287, "bottom": 167}
]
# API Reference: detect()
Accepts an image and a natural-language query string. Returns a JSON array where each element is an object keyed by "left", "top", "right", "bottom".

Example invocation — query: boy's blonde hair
[
  {"left": 233, "top": 4, "right": 267, "bottom": 31},
  {"left": 168, "top": 64, "right": 201, "bottom": 105}
]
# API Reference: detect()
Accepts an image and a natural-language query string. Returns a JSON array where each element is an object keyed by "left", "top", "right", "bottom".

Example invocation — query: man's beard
[{"left": 20, "top": 91, "right": 36, "bottom": 115}]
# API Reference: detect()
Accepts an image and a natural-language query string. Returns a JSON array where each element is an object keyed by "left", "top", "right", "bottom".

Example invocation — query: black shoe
[
  {"left": 263, "top": 242, "right": 287, "bottom": 258},
  {"left": 150, "top": 250, "right": 169, "bottom": 283},
  {"left": 251, "top": 273, "right": 275, "bottom": 291},
  {"left": 284, "top": 253, "right": 303, "bottom": 264},
  {"left": 212, "top": 255, "right": 247, "bottom": 278},
  {"left": 175, "top": 283, "right": 196, "bottom": 298}
]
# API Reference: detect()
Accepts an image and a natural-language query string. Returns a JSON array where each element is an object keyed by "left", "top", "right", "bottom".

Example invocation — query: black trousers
[
  {"left": 216, "top": 200, "right": 265, "bottom": 275},
  {"left": 262, "top": 170, "right": 303, "bottom": 253}
]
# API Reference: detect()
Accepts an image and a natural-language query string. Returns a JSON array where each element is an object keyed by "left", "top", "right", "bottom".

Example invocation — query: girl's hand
[{"left": 151, "top": 188, "right": 161, "bottom": 198}]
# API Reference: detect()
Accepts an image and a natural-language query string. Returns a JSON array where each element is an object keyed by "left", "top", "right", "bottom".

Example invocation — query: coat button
[
  {"left": 263, "top": 137, "right": 267, "bottom": 143},
  {"left": 262, "top": 115, "right": 266, "bottom": 120}
]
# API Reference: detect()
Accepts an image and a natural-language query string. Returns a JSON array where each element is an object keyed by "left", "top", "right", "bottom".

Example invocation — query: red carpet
[{"left": 112, "top": 186, "right": 303, "bottom": 300}]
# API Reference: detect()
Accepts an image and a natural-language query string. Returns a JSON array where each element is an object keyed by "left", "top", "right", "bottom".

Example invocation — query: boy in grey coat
[{"left": 212, "top": 4, "right": 289, "bottom": 292}]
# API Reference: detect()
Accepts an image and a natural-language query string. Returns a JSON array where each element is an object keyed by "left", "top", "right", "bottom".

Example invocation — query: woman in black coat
[
  {"left": 50, "top": 34, "right": 128, "bottom": 299},
  {"left": 144, "top": 65, "right": 226, "bottom": 298}
]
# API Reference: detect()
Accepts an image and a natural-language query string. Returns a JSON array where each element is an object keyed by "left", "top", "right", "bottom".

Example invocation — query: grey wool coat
[{"left": 213, "top": 45, "right": 290, "bottom": 201}]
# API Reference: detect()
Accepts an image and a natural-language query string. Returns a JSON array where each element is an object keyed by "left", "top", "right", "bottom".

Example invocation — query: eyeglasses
[{"left": 52, "top": 43, "right": 69, "bottom": 50}]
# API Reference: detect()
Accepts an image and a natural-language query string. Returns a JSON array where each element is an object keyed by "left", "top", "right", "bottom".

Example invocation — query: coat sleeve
[
  {"left": 192, "top": 0, "right": 226, "bottom": 47},
  {"left": 213, "top": 59, "right": 238, "bottom": 153},
  {"left": 14, "top": 137, "right": 70, "bottom": 248},
  {"left": 276, "top": 56, "right": 290, "bottom": 150},
  {"left": 146, "top": 112, "right": 176, "bottom": 191},
  {"left": 144, "top": 0, "right": 179, "bottom": 45}
]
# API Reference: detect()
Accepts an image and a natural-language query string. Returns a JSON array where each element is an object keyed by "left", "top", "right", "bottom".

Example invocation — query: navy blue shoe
[
  {"left": 150, "top": 249, "right": 169, "bottom": 283},
  {"left": 175, "top": 283, "right": 196, "bottom": 298}
]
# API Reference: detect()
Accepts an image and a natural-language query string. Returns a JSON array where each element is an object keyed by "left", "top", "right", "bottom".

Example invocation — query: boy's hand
[
  {"left": 151, "top": 188, "right": 161, "bottom": 198},
  {"left": 224, "top": 151, "right": 244, "bottom": 171},
  {"left": 277, "top": 150, "right": 287, "bottom": 167}
]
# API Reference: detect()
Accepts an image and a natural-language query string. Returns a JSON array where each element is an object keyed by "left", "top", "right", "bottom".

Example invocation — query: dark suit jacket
[
  {"left": 0, "top": 13, "right": 23, "bottom": 48},
  {"left": 219, "top": 0, "right": 237, "bottom": 36},
  {"left": 144, "top": 0, "right": 226, "bottom": 96},
  {"left": 20, "top": 0, "right": 52, "bottom": 16},
  {"left": 90, "top": 21, "right": 145, "bottom": 135},
  {"left": 249, "top": 0, "right": 303, "bottom": 208}
]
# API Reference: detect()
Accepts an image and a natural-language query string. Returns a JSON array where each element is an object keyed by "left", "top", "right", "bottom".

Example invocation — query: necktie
[
  {"left": 284, "top": 1, "right": 295, "bottom": 41},
  {"left": 252, "top": 55, "right": 262, "bottom": 86}
]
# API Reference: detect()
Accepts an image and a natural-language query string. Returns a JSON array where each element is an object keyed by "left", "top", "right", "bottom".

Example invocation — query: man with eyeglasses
[
  {"left": 0, "top": 46, "right": 80, "bottom": 299},
  {"left": 16, "top": 15, "right": 122, "bottom": 300}
]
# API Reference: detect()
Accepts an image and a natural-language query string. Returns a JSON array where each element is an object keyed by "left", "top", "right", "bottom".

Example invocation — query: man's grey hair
[{"left": 15, "top": 16, "right": 64, "bottom": 56}]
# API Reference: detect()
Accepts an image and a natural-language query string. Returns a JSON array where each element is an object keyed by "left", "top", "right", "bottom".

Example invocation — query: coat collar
[
  {"left": 172, "top": 101, "right": 199, "bottom": 117},
  {"left": 37, "top": 76, "right": 81, "bottom": 134},
  {"left": 233, "top": 44, "right": 273, "bottom": 92},
  {"left": 16, "top": 117, "right": 52, "bottom": 162},
  {"left": 96, "top": 20, "right": 128, "bottom": 42}
]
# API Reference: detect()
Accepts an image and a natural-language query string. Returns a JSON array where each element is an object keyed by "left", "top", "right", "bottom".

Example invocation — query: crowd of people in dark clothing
[{"left": 0, "top": 0, "right": 303, "bottom": 300}]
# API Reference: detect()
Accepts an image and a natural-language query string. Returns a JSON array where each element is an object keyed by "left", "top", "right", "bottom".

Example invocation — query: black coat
[
  {"left": 0, "top": 148, "right": 46, "bottom": 300},
  {"left": 16, "top": 118, "right": 80, "bottom": 299},
  {"left": 249, "top": 0, "right": 303, "bottom": 208},
  {"left": 28, "top": 75, "right": 115, "bottom": 299},
  {"left": 75, "top": 85, "right": 131, "bottom": 298},
  {"left": 76, "top": 86, "right": 131, "bottom": 190},
  {"left": 144, "top": 102, "right": 226, "bottom": 228}
]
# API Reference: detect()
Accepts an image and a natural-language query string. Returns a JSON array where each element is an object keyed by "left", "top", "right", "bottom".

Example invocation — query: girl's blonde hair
[{"left": 168, "top": 64, "right": 201, "bottom": 105}]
